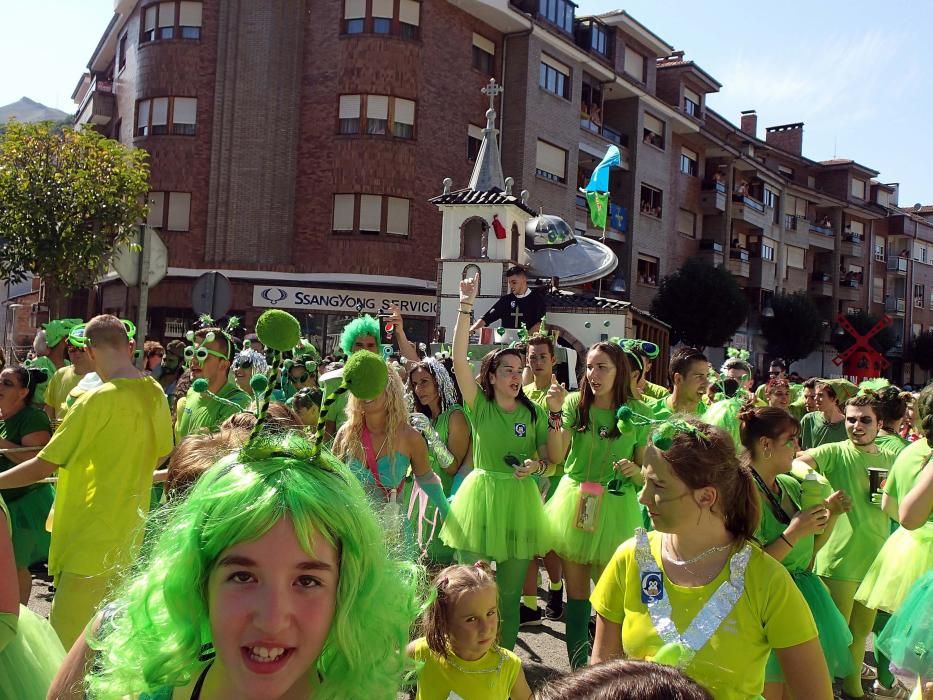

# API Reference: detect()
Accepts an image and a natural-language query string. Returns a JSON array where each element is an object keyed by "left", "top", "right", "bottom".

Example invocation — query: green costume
[
  {"left": 799, "top": 412, "right": 847, "bottom": 450},
  {"left": 640, "top": 381, "right": 669, "bottom": 401},
  {"left": 176, "top": 381, "right": 249, "bottom": 438}
]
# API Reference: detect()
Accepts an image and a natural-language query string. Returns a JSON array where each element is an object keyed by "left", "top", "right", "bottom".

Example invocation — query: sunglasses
[
  {"left": 184, "top": 345, "right": 228, "bottom": 363},
  {"left": 289, "top": 372, "right": 311, "bottom": 384},
  {"left": 622, "top": 339, "right": 660, "bottom": 359}
]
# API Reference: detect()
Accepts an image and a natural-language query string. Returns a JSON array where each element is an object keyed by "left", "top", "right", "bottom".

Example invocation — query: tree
[
  {"left": 830, "top": 310, "right": 897, "bottom": 355},
  {"left": 760, "top": 292, "right": 823, "bottom": 366},
  {"left": 0, "top": 121, "right": 149, "bottom": 315},
  {"left": 910, "top": 330, "right": 933, "bottom": 371},
  {"left": 649, "top": 258, "right": 748, "bottom": 349}
]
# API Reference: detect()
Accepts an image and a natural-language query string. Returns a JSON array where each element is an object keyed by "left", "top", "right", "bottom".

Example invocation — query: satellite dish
[{"left": 914, "top": 203, "right": 923, "bottom": 211}]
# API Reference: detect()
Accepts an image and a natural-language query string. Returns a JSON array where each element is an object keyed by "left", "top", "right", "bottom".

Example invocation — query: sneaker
[
  {"left": 545, "top": 588, "right": 564, "bottom": 621},
  {"left": 519, "top": 605, "right": 543, "bottom": 626},
  {"left": 861, "top": 662, "right": 878, "bottom": 681},
  {"left": 872, "top": 680, "right": 910, "bottom": 698}
]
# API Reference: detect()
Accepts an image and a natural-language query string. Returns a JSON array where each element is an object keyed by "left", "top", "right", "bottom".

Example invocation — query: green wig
[
  {"left": 339, "top": 315, "right": 383, "bottom": 357},
  {"left": 87, "top": 432, "right": 426, "bottom": 700}
]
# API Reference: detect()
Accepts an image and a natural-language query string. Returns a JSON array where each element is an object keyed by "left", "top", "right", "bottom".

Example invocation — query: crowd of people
[{"left": 0, "top": 282, "right": 929, "bottom": 700}]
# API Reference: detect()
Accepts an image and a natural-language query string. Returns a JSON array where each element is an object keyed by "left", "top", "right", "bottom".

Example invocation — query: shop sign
[{"left": 251, "top": 285, "right": 438, "bottom": 317}]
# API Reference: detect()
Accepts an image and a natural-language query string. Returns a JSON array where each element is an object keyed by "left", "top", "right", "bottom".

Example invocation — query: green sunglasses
[
  {"left": 184, "top": 344, "right": 228, "bottom": 363},
  {"left": 622, "top": 339, "right": 660, "bottom": 359}
]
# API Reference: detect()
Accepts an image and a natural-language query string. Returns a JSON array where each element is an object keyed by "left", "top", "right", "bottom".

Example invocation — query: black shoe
[
  {"left": 519, "top": 605, "right": 543, "bottom": 626},
  {"left": 545, "top": 588, "right": 564, "bottom": 620}
]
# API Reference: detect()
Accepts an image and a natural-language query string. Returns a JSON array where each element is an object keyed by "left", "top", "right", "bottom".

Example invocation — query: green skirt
[
  {"left": 856, "top": 523, "right": 933, "bottom": 613},
  {"left": 7, "top": 485, "right": 53, "bottom": 568},
  {"left": 0, "top": 606, "right": 66, "bottom": 700},
  {"left": 440, "top": 469, "right": 551, "bottom": 562},
  {"left": 876, "top": 569, "right": 933, "bottom": 680},
  {"left": 544, "top": 476, "right": 642, "bottom": 567},
  {"left": 765, "top": 570, "right": 854, "bottom": 682}
]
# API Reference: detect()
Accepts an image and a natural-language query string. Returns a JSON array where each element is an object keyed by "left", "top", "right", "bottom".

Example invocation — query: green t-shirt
[
  {"left": 464, "top": 389, "right": 547, "bottom": 474},
  {"left": 320, "top": 370, "right": 349, "bottom": 431},
  {"left": 44, "top": 365, "right": 83, "bottom": 421},
  {"left": 808, "top": 440, "right": 897, "bottom": 582},
  {"left": 648, "top": 394, "right": 707, "bottom": 420},
  {"left": 799, "top": 412, "right": 847, "bottom": 450},
  {"left": 641, "top": 381, "right": 670, "bottom": 401},
  {"left": 522, "top": 382, "right": 549, "bottom": 410},
  {"left": 177, "top": 381, "right": 250, "bottom": 438},
  {"left": 28, "top": 356, "right": 60, "bottom": 408},
  {"left": 561, "top": 393, "right": 646, "bottom": 485},
  {"left": 884, "top": 438, "right": 933, "bottom": 525},
  {"left": 875, "top": 432, "right": 909, "bottom": 456},
  {"left": 754, "top": 473, "right": 813, "bottom": 573},
  {"left": 0, "top": 406, "right": 52, "bottom": 502}
]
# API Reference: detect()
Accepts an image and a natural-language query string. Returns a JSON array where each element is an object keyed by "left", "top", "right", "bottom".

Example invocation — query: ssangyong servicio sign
[{"left": 251, "top": 285, "right": 438, "bottom": 318}]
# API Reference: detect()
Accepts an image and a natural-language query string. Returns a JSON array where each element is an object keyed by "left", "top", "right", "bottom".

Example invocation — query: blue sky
[{"left": 2, "top": 0, "right": 929, "bottom": 205}]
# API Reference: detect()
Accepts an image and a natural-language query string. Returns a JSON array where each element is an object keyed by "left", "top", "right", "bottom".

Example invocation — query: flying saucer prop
[
  {"left": 525, "top": 215, "right": 576, "bottom": 251},
  {"left": 526, "top": 235, "right": 618, "bottom": 286}
]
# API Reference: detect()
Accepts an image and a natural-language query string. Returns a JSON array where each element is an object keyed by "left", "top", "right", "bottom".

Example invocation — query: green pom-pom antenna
[
  {"left": 192, "top": 378, "right": 209, "bottom": 393},
  {"left": 616, "top": 405, "right": 633, "bottom": 422},
  {"left": 343, "top": 350, "right": 388, "bottom": 401},
  {"left": 249, "top": 374, "right": 269, "bottom": 394},
  {"left": 255, "top": 309, "right": 301, "bottom": 352}
]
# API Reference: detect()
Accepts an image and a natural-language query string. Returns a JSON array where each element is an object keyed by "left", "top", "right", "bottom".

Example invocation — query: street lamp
[{"left": 5, "top": 303, "right": 24, "bottom": 362}]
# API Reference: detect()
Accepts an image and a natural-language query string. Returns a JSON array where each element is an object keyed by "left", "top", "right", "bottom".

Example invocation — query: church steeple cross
[{"left": 481, "top": 79, "right": 504, "bottom": 129}]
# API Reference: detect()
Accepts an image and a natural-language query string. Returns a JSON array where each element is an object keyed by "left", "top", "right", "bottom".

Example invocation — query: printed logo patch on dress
[
  {"left": 514, "top": 423, "right": 527, "bottom": 437},
  {"left": 641, "top": 571, "right": 664, "bottom": 603}
]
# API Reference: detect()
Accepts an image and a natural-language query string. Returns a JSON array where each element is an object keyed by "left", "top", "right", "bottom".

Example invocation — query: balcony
[
  {"left": 731, "top": 194, "right": 767, "bottom": 230},
  {"left": 75, "top": 76, "right": 115, "bottom": 127},
  {"left": 573, "top": 18, "right": 614, "bottom": 63},
  {"left": 809, "top": 271, "right": 833, "bottom": 297},
  {"left": 579, "top": 117, "right": 631, "bottom": 169},
  {"left": 750, "top": 256, "right": 776, "bottom": 290},
  {"left": 808, "top": 221, "right": 835, "bottom": 250},
  {"left": 887, "top": 256, "right": 909, "bottom": 275},
  {"left": 841, "top": 232, "right": 864, "bottom": 258},
  {"left": 700, "top": 180, "right": 726, "bottom": 214},
  {"left": 697, "top": 238, "right": 724, "bottom": 266},
  {"left": 838, "top": 276, "right": 861, "bottom": 301},
  {"left": 727, "top": 248, "right": 750, "bottom": 278},
  {"left": 885, "top": 297, "right": 906, "bottom": 316}
]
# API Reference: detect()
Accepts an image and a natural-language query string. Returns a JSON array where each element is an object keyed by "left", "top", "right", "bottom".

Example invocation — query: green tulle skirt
[
  {"left": 876, "top": 569, "right": 933, "bottom": 680},
  {"left": 440, "top": 469, "right": 551, "bottom": 562},
  {"left": 544, "top": 476, "right": 642, "bottom": 567},
  {"left": 7, "top": 485, "right": 53, "bottom": 568},
  {"left": 0, "top": 606, "right": 66, "bottom": 700},
  {"left": 856, "top": 523, "right": 933, "bottom": 613},
  {"left": 766, "top": 571, "right": 855, "bottom": 682}
]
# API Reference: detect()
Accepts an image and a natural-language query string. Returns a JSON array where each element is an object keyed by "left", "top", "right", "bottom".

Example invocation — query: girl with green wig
[{"left": 85, "top": 430, "right": 426, "bottom": 700}]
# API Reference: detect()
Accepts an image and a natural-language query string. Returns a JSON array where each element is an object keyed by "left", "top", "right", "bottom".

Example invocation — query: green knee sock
[
  {"left": 522, "top": 595, "right": 537, "bottom": 609},
  {"left": 565, "top": 598, "right": 592, "bottom": 669},
  {"left": 874, "top": 611, "right": 894, "bottom": 689},
  {"left": 549, "top": 580, "right": 563, "bottom": 591}
]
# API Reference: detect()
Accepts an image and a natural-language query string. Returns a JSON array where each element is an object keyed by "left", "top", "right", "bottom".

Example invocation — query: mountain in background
[{"left": 0, "top": 97, "right": 70, "bottom": 124}]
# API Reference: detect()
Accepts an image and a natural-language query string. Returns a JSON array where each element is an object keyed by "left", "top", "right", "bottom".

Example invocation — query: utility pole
[{"left": 135, "top": 225, "right": 152, "bottom": 368}]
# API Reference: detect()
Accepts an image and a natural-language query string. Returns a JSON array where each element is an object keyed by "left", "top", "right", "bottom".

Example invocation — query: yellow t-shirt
[
  {"left": 44, "top": 365, "right": 82, "bottom": 421},
  {"left": 38, "top": 376, "right": 175, "bottom": 577},
  {"left": 411, "top": 637, "right": 521, "bottom": 700},
  {"left": 591, "top": 531, "right": 817, "bottom": 700}
]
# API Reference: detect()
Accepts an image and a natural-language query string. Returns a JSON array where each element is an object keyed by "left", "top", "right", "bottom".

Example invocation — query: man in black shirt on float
[{"left": 470, "top": 265, "right": 545, "bottom": 334}]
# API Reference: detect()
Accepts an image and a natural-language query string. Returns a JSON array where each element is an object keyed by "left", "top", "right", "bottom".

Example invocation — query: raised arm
[
  {"left": 387, "top": 305, "right": 420, "bottom": 363},
  {"left": 454, "top": 276, "right": 480, "bottom": 408},
  {"left": 900, "top": 457, "right": 933, "bottom": 530}
]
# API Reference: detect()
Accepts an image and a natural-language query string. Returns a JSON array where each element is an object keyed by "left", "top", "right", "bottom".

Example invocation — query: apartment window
[
  {"left": 467, "top": 124, "right": 483, "bottom": 162},
  {"left": 539, "top": 54, "right": 570, "bottom": 100},
  {"left": 679, "top": 146, "right": 698, "bottom": 176},
  {"left": 538, "top": 0, "right": 574, "bottom": 33},
  {"left": 846, "top": 219, "right": 865, "bottom": 242},
  {"left": 683, "top": 86, "right": 700, "bottom": 116},
  {"left": 915, "top": 284, "right": 925, "bottom": 308},
  {"left": 763, "top": 187, "right": 778, "bottom": 209},
  {"left": 913, "top": 241, "right": 924, "bottom": 262},
  {"left": 640, "top": 184, "right": 662, "bottom": 218},
  {"left": 136, "top": 97, "right": 196, "bottom": 137},
  {"left": 141, "top": 2, "right": 202, "bottom": 43},
  {"left": 179, "top": 2, "right": 202, "bottom": 38},
  {"left": 786, "top": 246, "right": 805, "bottom": 269},
  {"left": 778, "top": 165, "right": 794, "bottom": 178},
  {"left": 333, "top": 194, "right": 355, "bottom": 232},
  {"left": 118, "top": 34, "right": 128, "bottom": 71},
  {"left": 761, "top": 242, "right": 775, "bottom": 261},
  {"left": 930, "top": 291, "right": 933, "bottom": 311},
  {"left": 677, "top": 208, "right": 696, "bottom": 238},
  {"left": 535, "top": 140, "right": 567, "bottom": 184},
  {"left": 172, "top": 97, "right": 197, "bottom": 135},
  {"left": 386, "top": 197, "right": 410, "bottom": 236},
  {"left": 637, "top": 255, "right": 659, "bottom": 286},
  {"left": 590, "top": 23, "right": 609, "bottom": 57},
  {"left": 393, "top": 98, "right": 415, "bottom": 138},
  {"left": 874, "top": 238, "right": 886, "bottom": 261},
  {"left": 339, "top": 95, "right": 416, "bottom": 138},
  {"left": 643, "top": 113, "right": 664, "bottom": 149},
  {"left": 873, "top": 276, "right": 884, "bottom": 304},
  {"left": 851, "top": 178, "right": 866, "bottom": 199},
  {"left": 366, "top": 95, "right": 388, "bottom": 135},
  {"left": 143, "top": 5, "right": 157, "bottom": 41},
  {"left": 338, "top": 95, "right": 361, "bottom": 134},
  {"left": 472, "top": 33, "right": 495, "bottom": 74},
  {"left": 146, "top": 191, "right": 190, "bottom": 232},
  {"left": 360, "top": 194, "right": 383, "bottom": 233},
  {"left": 398, "top": 0, "right": 420, "bottom": 39},
  {"left": 343, "top": 0, "right": 365, "bottom": 33},
  {"left": 342, "top": 0, "right": 420, "bottom": 39},
  {"left": 623, "top": 45, "right": 646, "bottom": 82},
  {"left": 332, "top": 193, "right": 410, "bottom": 236}
]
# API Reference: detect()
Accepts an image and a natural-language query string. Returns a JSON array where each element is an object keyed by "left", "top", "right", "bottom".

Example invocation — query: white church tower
[{"left": 430, "top": 79, "right": 537, "bottom": 340}]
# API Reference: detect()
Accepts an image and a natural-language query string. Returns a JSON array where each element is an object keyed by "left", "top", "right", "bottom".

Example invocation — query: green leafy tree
[
  {"left": 830, "top": 310, "right": 897, "bottom": 355},
  {"left": 910, "top": 330, "right": 933, "bottom": 371},
  {"left": 760, "top": 292, "right": 824, "bottom": 365},
  {"left": 650, "top": 258, "right": 748, "bottom": 349},
  {"left": 0, "top": 121, "right": 149, "bottom": 315}
]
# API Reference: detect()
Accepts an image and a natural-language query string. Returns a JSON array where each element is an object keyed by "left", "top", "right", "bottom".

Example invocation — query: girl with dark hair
[
  {"left": 739, "top": 404, "right": 855, "bottom": 698},
  {"left": 592, "top": 419, "right": 832, "bottom": 699},
  {"left": 546, "top": 341, "right": 648, "bottom": 668},
  {"left": 0, "top": 366, "right": 52, "bottom": 604},
  {"left": 871, "top": 385, "right": 912, "bottom": 455},
  {"left": 441, "top": 275, "right": 564, "bottom": 650},
  {"left": 536, "top": 659, "right": 711, "bottom": 700}
]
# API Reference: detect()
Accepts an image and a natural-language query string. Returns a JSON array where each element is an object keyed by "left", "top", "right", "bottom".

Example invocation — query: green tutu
[
  {"left": 856, "top": 523, "right": 933, "bottom": 613},
  {"left": 876, "top": 569, "right": 933, "bottom": 680},
  {"left": 440, "top": 469, "right": 551, "bottom": 561},
  {"left": 765, "top": 570, "right": 854, "bottom": 682},
  {"left": 0, "top": 606, "right": 66, "bottom": 700},
  {"left": 545, "top": 476, "right": 642, "bottom": 567},
  {"left": 7, "top": 485, "right": 53, "bottom": 568}
]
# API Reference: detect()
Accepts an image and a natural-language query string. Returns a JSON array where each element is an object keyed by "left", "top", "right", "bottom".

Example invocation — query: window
[
  {"left": 472, "top": 34, "right": 495, "bottom": 74},
  {"left": 761, "top": 242, "right": 775, "bottom": 261},
  {"left": 172, "top": 97, "right": 197, "bottom": 135},
  {"left": 786, "top": 246, "right": 805, "bottom": 269},
  {"left": 141, "top": 2, "right": 202, "bottom": 43},
  {"left": 590, "top": 23, "right": 609, "bottom": 57},
  {"left": 360, "top": 194, "right": 383, "bottom": 233},
  {"left": 913, "top": 242, "right": 924, "bottom": 262},
  {"left": 467, "top": 124, "right": 483, "bottom": 162},
  {"left": 342, "top": 0, "right": 420, "bottom": 39},
  {"left": 851, "top": 178, "right": 866, "bottom": 199},
  {"left": 332, "top": 194, "right": 411, "bottom": 236},
  {"left": 157, "top": 2, "right": 175, "bottom": 39},
  {"left": 539, "top": 54, "right": 570, "bottom": 100},
  {"left": 874, "top": 237, "right": 886, "bottom": 261},
  {"left": 386, "top": 197, "right": 410, "bottom": 236},
  {"left": 637, "top": 255, "right": 659, "bottom": 286},
  {"left": 778, "top": 165, "right": 794, "bottom": 178},
  {"left": 640, "top": 184, "right": 662, "bottom": 218},
  {"left": 623, "top": 45, "right": 645, "bottom": 82},
  {"left": 846, "top": 219, "right": 865, "bottom": 242},
  {"left": 679, "top": 146, "right": 698, "bottom": 176},
  {"left": 343, "top": 0, "right": 365, "bottom": 33},
  {"left": 873, "top": 276, "right": 884, "bottom": 304},
  {"left": 393, "top": 98, "right": 415, "bottom": 138},
  {"left": 179, "top": 1, "right": 202, "bottom": 39},
  {"left": 338, "top": 95, "right": 361, "bottom": 134},
  {"left": 151, "top": 97, "right": 168, "bottom": 134},
  {"left": 677, "top": 208, "right": 696, "bottom": 238},
  {"left": 146, "top": 191, "right": 190, "bottom": 231},
  {"left": 398, "top": 0, "right": 420, "bottom": 39},
  {"left": 683, "top": 87, "right": 700, "bottom": 116},
  {"left": 538, "top": 0, "right": 574, "bottom": 33},
  {"left": 913, "top": 323, "right": 922, "bottom": 338},
  {"left": 914, "top": 284, "right": 926, "bottom": 308},
  {"left": 143, "top": 5, "right": 157, "bottom": 42},
  {"left": 333, "top": 194, "right": 355, "bottom": 231},
  {"left": 763, "top": 187, "right": 778, "bottom": 209},
  {"left": 643, "top": 113, "right": 664, "bottom": 149},
  {"left": 118, "top": 34, "right": 127, "bottom": 72},
  {"left": 136, "top": 97, "right": 196, "bottom": 137},
  {"left": 339, "top": 95, "right": 415, "bottom": 138},
  {"left": 366, "top": 95, "right": 388, "bottom": 135},
  {"left": 535, "top": 140, "right": 567, "bottom": 183},
  {"left": 372, "top": 0, "right": 393, "bottom": 34}
]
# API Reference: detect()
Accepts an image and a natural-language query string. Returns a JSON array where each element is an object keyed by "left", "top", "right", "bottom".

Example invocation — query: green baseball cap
[
  {"left": 42, "top": 318, "right": 84, "bottom": 347},
  {"left": 820, "top": 378, "right": 858, "bottom": 404}
]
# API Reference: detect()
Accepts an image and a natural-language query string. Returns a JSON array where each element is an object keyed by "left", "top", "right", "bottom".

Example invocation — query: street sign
[
  {"left": 113, "top": 228, "right": 168, "bottom": 287},
  {"left": 192, "top": 271, "right": 233, "bottom": 319}
]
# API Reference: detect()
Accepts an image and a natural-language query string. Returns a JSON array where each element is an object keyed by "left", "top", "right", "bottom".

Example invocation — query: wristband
[{"left": 780, "top": 534, "right": 793, "bottom": 547}]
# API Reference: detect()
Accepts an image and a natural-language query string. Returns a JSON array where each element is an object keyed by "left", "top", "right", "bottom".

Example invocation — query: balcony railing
[
  {"left": 732, "top": 194, "right": 765, "bottom": 213},
  {"left": 841, "top": 277, "right": 861, "bottom": 289},
  {"left": 729, "top": 248, "right": 750, "bottom": 262},
  {"left": 702, "top": 180, "right": 727, "bottom": 194},
  {"left": 885, "top": 297, "right": 906, "bottom": 314},
  {"left": 811, "top": 271, "right": 831, "bottom": 282},
  {"left": 887, "top": 257, "right": 909, "bottom": 273},
  {"left": 699, "top": 239, "right": 723, "bottom": 252},
  {"left": 579, "top": 117, "right": 628, "bottom": 147},
  {"left": 809, "top": 222, "right": 834, "bottom": 237},
  {"left": 843, "top": 232, "right": 865, "bottom": 244}
]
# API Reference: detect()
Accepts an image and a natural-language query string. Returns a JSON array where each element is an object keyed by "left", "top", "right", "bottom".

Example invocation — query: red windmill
[{"left": 831, "top": 313, "right": 893, "bottom": 381}]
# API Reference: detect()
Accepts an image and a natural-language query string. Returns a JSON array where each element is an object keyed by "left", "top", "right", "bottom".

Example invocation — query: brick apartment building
[{"left": 50, "top": 0, "right": 931, "bottom": 381}]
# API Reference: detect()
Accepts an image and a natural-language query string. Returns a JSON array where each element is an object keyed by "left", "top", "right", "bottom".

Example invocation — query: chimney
[
  {"left": 740, "top": 110, "right": 757, "bottom": 138},
  {"left": 765, "top": 122, "right": 804, "bottom": 156}
]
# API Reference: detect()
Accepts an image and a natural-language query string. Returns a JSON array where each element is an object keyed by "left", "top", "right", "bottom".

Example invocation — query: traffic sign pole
[{"left": 135, "top": 225, "right": 152, "bottom": 368}]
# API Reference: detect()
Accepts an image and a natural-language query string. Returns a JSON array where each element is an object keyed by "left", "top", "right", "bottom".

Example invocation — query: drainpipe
[{"left": 500, "top": 12, "right": 534, "bottom": 154}]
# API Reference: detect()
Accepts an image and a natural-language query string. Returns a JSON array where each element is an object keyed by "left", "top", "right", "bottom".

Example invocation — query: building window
[
  {"left": 677, "top": 208, "right": 696, "bottom": 238},
  {"left": 147, "top": 191, "right": 191, "bottom": 231},
  {"left": 914, "top": 283, "right": 925, "bottom": 308},
  {"left": 472, "top": 33, "right": 495, "bottom": 74},
  {"left": 637, "top": 255, "right": 659, "bottom": 286},
  {"left": 141, "top": 2, "right": 202, "bottom": 43},
  {"left": 366, "top": 95, "right": 388, "bottom": 135},
  {"left": 873, "top": 276, "right": 884, "bottom": 304},
  {"left": 763, "top": 187, "right": 778, "bottom": 209},
  {"left": 642, "top": 113, "right": 664, "bottom": 149},
  {"left": 640, "top": 184, "right": 663, "bottom": 218},
  {"left": 343, "top": 0, "right": 365, "bottom": 33},
  {"left": 623, "top": 45, "right": 645, "bottom": 82},
  {"left": 359, "top": 195, "right": 383, "bottom": 233},
  {"left": 590, "top": 23, "right": 609, "bottom": 57},
  {"left": 342, "top": 0, "right": 420, "bottom": 39},
  {"left": 333, "top": 194, "right": 355, "bottom": 232},
  {"left": 786, "top": 246, "right": 805, "bottom": 269},
  {"left": 683, "top": 86, "right": 700, "bottom": 116},
  {"left": 761, "top": 242, "right": 775, "bottom": 261},
  {"left": 535, "top": 139, "right": 567, "bottom": 184},
  {"left": 538, "top": 0, "right": 574, "bottom": 33},
  {"left": 136, "top": 97, "right": 195, "bottom": 137},
  {"left": 398, "top": 0, "right": 420, "bottom": 39},
  {"left": 851, "top": 178, "right": 866, "bottom": 199},
  {"left": 332, "top": 194, "right": 411, "bottom": 237},
  {"left": 172, "top": 97, "right": 197, "bottom": 135},
  {"left": 338, "top": 95, "right": 360, "bottom": 134},
  {"left": 679, "top": 146, "right": 698, "bottom": 176},
  {"left": 372, "top": 0, "right": 393, "bottom": 34},
  {"left": 118, "top": 34, "right": 128, "bottom": 72},
  {"left": 539, "top": 54, "right": 570, "bottom": 100},
  {"left": 467, "top": 124, "right": 483, "bottom": 162},
  {"left": 874, "top": 237, "right": 886, "bottom": 261},
  {"left": 393, "top": 98, "right": 415, "bottom": 138},
  {"left": 778, "top": 165, "right": 794, "bottom": 178},
  {"left": 339, "top": 95, "right": 416, "bottom": 139},
  {"left": 386, "top": 197, "right": 410, "bottom": 236}
]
